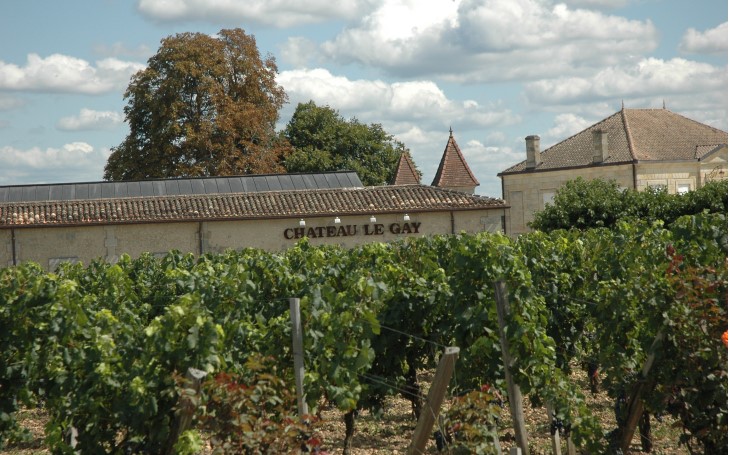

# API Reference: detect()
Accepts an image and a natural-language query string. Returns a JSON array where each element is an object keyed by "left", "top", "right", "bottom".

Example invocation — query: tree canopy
[
  {"left": 282, "top": 101, "right": 413, "bottom": 186},
  {"left": 529, "top": 177, "right": 728, "bottom": 232},
  {"left": 104, "top": 28, "right": 291, "bottom": 181}
]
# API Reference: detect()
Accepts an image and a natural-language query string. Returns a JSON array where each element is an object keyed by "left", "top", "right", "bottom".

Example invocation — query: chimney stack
[
  {"left": 592, "top": 129, "right": 608, "bottom": 163},
  {"left": 525, "top": 135, "right": 541, "bottom": 169}
]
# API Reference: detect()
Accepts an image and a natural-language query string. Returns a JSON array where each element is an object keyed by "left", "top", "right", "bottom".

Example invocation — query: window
[
  {"left": 541, "top": 190, "right": 555, "bottom": 207},
  {"left": 677, "top": 183, "right": 691, "bottom": 194},
  {"left": 48, "top": 256, "right": 80, "bottom": 271}
]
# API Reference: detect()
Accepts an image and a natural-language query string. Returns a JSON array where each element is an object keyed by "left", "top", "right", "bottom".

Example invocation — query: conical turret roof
[
  {"left": 391, "top": 152, "right": 421, "bottom": 185},
  {"left": 431, "top": 129, "right": 479, "bottom": 190}
]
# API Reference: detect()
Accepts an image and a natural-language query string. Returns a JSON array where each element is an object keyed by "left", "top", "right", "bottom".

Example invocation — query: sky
[{"left": 0, "top": 0, "right": 727, "bottom": 198}]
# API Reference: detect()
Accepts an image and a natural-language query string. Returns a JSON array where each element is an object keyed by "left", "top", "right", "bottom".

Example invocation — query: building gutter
[
  {"left": 11, "top": 228, "right": 17, "bottom": 266},
  {"left": 450, "top": 211, "right": 455, "bottom": 234},
  {"left": 498, "top": 160, "right": 634, "bottom": 177},
  {"left": 632, "top": 160, "right": 638, "bottom": 190},
  {"left": 198, "top": 221, "right": 204, "bottom": 256}
]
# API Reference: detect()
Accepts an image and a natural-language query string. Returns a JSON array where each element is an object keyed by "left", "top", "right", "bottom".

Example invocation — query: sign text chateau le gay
[{"left": 284, "top": 222, "right": 422, "bottom": 240}]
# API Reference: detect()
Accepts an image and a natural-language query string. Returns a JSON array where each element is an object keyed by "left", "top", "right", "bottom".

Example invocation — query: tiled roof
[
  {"left": 431, "top": 130, "right": 480, "bottom": 188},
  {"left": 500, "top": 108, "right": 728, "bottom": 174},
  {"left": 0, "top": 185, "right": 505, "bottom": 228},
  {"left": 391, "top": 153, "right": 421, "bottom": 185},
  {"left": 696, "top": 144, "right": 727, "bottom": 160},
  {"left": 0, "top": 171, "right": 363, "bottom": 203}
]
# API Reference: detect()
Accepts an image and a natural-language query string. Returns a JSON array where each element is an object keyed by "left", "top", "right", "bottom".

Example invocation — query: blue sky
[{"left": 0, "top": 0, "right": 726, "bottom": 197}]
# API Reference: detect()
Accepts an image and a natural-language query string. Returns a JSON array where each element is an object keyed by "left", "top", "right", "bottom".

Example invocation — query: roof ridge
[
  {"left": 499, "top": 107, "right": 727, "bottom": 176},
  {"left": 537, "top": 110, "right": 625, "bottom": 157},
  {"left": 695, "top": 143, "right": 728, "bottom": 160},
  {"left": 662, "top": 109, "right": 729, "bottom": 135},
  {"left": 621, "top": 108, "right": 638, "bottom": 161},
  {"left": 0, "top": 185, "right": 506, "bottom": 227}
]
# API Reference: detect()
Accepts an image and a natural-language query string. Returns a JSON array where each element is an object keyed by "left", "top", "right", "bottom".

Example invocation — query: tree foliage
[
  {"left": 530, "top": 177, "right": 728, "bottom": 232},
  {"left": 104, "top": 28, "right": 291, "bottom": 181},
  {"left": 282, "top": 101, "right": 413, "bottom": 186}
]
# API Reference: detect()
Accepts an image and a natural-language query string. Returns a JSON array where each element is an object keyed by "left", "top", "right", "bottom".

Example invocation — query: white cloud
[
  {"left": 319, "top": 0, "right": 657, "bottom": 82},
  {"left": 0, "top": 54, "right": 144, "bottom": 94},
  {"left": 679, "top": 22, "right": 728, "bottom": 55},
  {"left": 561, "top": 0, "right": 629, "bottom": 8},
  {"left": 136, "top": 0, "right": 372, "bottom": 27},
  {"left": 524, "top": 58, "right": 727, "bottom": 104},
  {"left": 277, "top": 68, "right": 521, "bottom": 130},
  {"left": 485, "top": 131, "right": 507, "bottom": 144},
  {"left": 544, "top": 113, "right": 593, "bottom": 142},
  {"left": 0, "top": 142, "right": 108, "bottom": 185},
  {"left": 57, "top": 109, "right": 124, "bottom": 131},
  {"left": 279, "top": 37, "right": 321, "bottom": 68},
  {"left": 1, "top": 142, "right": 93, "bottom": 168},
  {"left": 461, "top": 139, "right": 523, "bottom": 169},
  {"left": 278, "top": 68, "right": 392, "bottom": 112},
  {"left": 277, "top": 67, "right": 527, "bottom": 196},
  {"left": 457, "top": 139, "right": 525, "bottom": 195}
]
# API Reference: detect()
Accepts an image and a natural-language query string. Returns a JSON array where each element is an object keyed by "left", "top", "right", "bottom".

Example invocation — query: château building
[
  {"left": 498, "top": 108, "right": 728, "bottom": 236},
  {"left": 1, "top": 131, "right": 505, "bottom": 269}
]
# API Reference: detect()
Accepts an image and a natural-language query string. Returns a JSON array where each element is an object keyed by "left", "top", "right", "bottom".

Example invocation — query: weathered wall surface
[
  {"left": 502, "top": 164, "right": 634, "bottom": 236},
  {"left": 501, "top": 152, "right": 728, "bottom": 236},
  {"left": 2, "top": 207, "right": 505, "bottom": 269}
]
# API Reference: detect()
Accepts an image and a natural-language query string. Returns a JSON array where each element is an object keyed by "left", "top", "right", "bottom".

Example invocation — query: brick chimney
[
  {"left": 592, "top": 129, "right": 609, "bottom": 163},
  {"left": 525, "top": 135, "right": 541, "bottom": 169}
]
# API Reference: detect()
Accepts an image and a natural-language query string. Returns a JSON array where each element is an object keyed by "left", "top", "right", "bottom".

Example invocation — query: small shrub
[
  {"left": 440, "top": 384, "right": 502, "bottom": 454},
  {"left": 194, "top": 355, "right": 323, "bottom": 454}
]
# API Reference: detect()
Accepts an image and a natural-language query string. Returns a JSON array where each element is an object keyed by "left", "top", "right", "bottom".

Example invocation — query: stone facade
[
  {"left": 0, "top": 208, "right": 505, "bottom": 269},
  {"left": 502, "top": 164, "right": 635, "bottom": 236},
  {"left": 499, "top": 109, "right": 728, "bottom": 236}
]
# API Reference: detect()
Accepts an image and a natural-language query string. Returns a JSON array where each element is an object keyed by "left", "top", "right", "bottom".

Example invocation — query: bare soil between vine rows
[{"left": 3, "top": 368, "right": 693, "bottom": 454}]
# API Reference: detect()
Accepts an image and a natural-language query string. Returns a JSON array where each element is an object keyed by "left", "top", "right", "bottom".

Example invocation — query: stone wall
[
  {"left": 1, "top": 207, "right": 505, "bottom": 269},
  {"left": 501, "top": 153, "right": 728, "bottom": 236},
  {"left": 502, "top": 164, "right": 634, "bottom": 236}
]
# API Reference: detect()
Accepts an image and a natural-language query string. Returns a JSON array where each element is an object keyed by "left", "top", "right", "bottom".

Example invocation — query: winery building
[
  {"left": 499, "top": 108, "right": 728, "bottom": 236},
  {"left": 1, "top": 132, "right": 507, "bottom": 269}
]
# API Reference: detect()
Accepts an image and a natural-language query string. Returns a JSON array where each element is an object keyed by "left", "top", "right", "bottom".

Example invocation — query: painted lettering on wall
[{"left": 283, "top": 222, "right": 421, "bottom": 240}]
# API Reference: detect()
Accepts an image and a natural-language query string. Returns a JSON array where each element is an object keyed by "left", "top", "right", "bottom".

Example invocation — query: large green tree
[
  {"left": 104, "top": 28, "right": 291, "bottom": 181},
  {"left": 282, "top": 101, "right": 413, "bottom": 186}
]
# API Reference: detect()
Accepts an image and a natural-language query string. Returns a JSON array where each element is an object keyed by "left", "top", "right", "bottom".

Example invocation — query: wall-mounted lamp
[
  {"left": 369, "top": 215, "right": 377, "bottom": 223},
  {"left": 334, "top": 216, "right": 341, "bottom": 224},
  {"left": 403, "top": 214, "right": 410, "bottom": 222},
  {"left": 299, "top": 219, "right": 306, "bottom": 227}
]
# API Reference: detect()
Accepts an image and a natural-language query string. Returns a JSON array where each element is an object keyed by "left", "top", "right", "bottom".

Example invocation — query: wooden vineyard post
[
  {"left": 494, "top": 281, "right": 530, "bottom": 455},
  {"left": 545, "top": 402, "right": 577, "bottom": 455},
  {"left": 546, "top": 402, "right": 561, "bottom": 455},
  {"left": 567, "top": 433, "right": 577, "bottom": 455},
  {"left": 407, "top": 346, "right": 460, "bottom": 455},
  {"left": 619, "top": 331, "right": 664, "bottom": 453},
  {"left": 289, "top": 297, "right": 309, "bottom": 417},
  {"left": 165, "top": 367, "right": 208, "bottom": 455},
  {"left": 567, "top": 436, "right": 577, "bottom": 455}
]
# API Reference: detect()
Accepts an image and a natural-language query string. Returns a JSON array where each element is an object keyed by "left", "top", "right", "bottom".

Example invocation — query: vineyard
[{"left": 0, "top": 212, "right": 727, "bottom": 454}]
